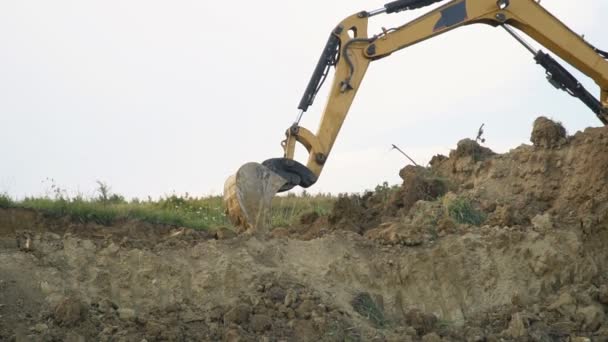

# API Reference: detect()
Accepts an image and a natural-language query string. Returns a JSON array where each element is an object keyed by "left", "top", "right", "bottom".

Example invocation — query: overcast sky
[{"left": 1, "top": 1, "right": 606, "bottom": 199}]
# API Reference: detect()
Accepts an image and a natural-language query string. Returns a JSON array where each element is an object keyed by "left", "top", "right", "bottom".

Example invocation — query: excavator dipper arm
[
  {"left": 224, "top": 0, "right": 608, "bottom": 233},
  {"left": 289, "top": 0, "right": 608, "bottom": 180}
]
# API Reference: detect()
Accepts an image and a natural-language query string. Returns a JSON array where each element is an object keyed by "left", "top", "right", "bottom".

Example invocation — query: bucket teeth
[{"left": 224, "top": 163, "right": 288, "bottom": 234}]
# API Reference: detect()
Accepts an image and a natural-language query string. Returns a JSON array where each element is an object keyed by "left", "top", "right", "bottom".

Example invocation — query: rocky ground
[{"left": 1, "top": 117, "right": 607, "bottom": 341}]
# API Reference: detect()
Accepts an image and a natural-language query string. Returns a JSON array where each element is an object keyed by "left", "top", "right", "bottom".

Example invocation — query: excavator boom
[{"left": 225, "top": 0, "right": 608, "bottom": 233}]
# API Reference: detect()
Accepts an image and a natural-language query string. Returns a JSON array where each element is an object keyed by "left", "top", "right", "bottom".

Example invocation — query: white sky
[{"left": 1, "top": 1, "right": 606, "bottom": 199}]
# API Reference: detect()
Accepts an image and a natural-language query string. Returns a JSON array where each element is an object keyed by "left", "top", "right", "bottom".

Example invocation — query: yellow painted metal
[
  {"left": 506, "top": 0, "right": 608, "bottom": 89},
  {"left": 602, "top": 89, "right": 608, "bottom": 122},
  {"left": 287, "top": 0, "right": 608, "bottom": 181},
  {"left": 284, "top": 130, "right": 297, "bottom": 159},
  {"left": 286, "top": 126, "right": 326, "bottom": 160},
  {"left": 369, "top": 0, "right": 608, "bottom": 89},
  {"left": 283, "top": 13, "right": 372, "bottom": 177},
  {"left": 364, "top": 0, "right": 500, "bottom": 59}
]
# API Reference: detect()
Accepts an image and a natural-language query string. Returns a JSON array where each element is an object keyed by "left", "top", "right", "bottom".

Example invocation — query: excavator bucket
[{"left": 223, "top": 163, "right": 288, "bottom": 234}]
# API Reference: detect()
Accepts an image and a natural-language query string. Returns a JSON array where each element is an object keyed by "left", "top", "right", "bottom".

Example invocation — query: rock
[
  {"left": 97, "top": 298, "right": 118, "bottom": 314},
  {"left": 13, "top": 326, "right": 30, "bottom": 342},
  {"left": 505, "top": 312, "right": 527, "bottom": 338},
  {"left": 284, "top": 289, "right": 298, "bottom": 308},
  {"left": 215, "top": 228, "right": 237, "bottom": 240},
  {"left": 65, "top": 332, "right": 86, "bottom": 342},
  {"left": 224, "top": 304, "right": 251, "bottom": 325},
  {"left": 270, "top": 228, "right": 289, "bottom": 239},
  {"left": 393, "top": 166, "right": 448, "bottom": 214},
  {"left": 117, "top": 308, "right": 136, "bottom": 320},
  {"left": 511, "top": 293, "right": 535, "bottom": 308},
  {"left": 404, "top": 309, "right": 437, "bottom": 336},
  {"left": 451, "top": 139, "right": 496, "bottom": 161},
  {"left": 528, "top": 321, "right": 552, "bottom": 342},
  {"left": 293, "top": 319, "right": 317, "bottom": 341},
  {"left": 547, "top": 292, "right": 577, "bottom": 317},
  {"left": 421, "top": 332, "right": 442, "bottom": 342},
  {"left": 530, "top": 116, "right": 567, "bottom": 148},
  {"left": 365, "top": 221, "right": 427, "bottom": 246},
  {"left": 576, "top": 305, "right": 605, "bottom": 332},
  {"left": 548, "top": 321, "right": 577, "bottom": 337},
  {"left": 207, "top": 306, "right": 224, "bottom": 323},
  {"left": 571, "top": 338, "right": 591, "bottom": 342},
  {"left": 404, "top": 326, "right": 417, "bottom": 336},
  {"left": 598, "top": 285, "right": 608, "bottom": 305},
  {"left": 531, "top": 213, "right": 554, "bottom": 231},
  {"left": 287, "top": 308, "right": 296, "bottom": 320},
  {"left": 224, "top": 328, "right": 243, "bottom": 342},
  {"left": 54, "top": 298, "right": 83, "bottom": 326},
  {"left": 30, "top": 323, "right": 48, "bottom": 333},
  {"left": 145, "top": 321, "right": 164, "bottom": 338},
  {"left": 268, "top": 286, "right": 286, "bottom": 303},
  {"left": 296, "top": 300, "right": 315, "bottom": 319},
  {"left": 486, "top": 205, "right": 515, "bottom": 227},
  {"left": 250, "top": 314, "right": 272, "bottom": 332},
  {"left": 16, "top": 231, "right": 34, "bottom": 252}
]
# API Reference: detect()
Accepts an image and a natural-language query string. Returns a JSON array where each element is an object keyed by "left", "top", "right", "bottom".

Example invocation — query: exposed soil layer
[{"left": 1, "top": 118, "right": 607, "bottom": 341}]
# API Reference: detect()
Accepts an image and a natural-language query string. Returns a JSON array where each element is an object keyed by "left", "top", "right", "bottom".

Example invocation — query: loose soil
[{"left": 1, "top": 117, "right": 607, "bottom": 341}]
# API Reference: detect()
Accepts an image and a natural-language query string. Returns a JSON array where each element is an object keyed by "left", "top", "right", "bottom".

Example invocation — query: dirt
[
  {"left": 530, "top": 116, "right": 568, "bottom": 149},
  {"left": 1, "top": 117, "right": 608, "bottom": 341}
]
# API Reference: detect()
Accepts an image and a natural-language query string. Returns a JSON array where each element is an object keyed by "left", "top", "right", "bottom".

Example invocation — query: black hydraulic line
[
  {"left": 298, "top": 29, "right": 342, "bottom": 112},
  {"left": 535, "top": 51, "right": 608, "bottom": 125},
  {"left": 384, "top": 0, "right": 444, "bottom": 14},
  {"left": 503, "top": 24, "right": 607, "bottom": 124},
  {"left": 341, "top": 37, "right": 376, "bottom": 92}
]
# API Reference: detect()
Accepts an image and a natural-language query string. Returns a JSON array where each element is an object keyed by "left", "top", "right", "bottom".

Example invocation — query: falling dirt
[{"left": 1, "top": 118, "right": 608, "bottom": 341}]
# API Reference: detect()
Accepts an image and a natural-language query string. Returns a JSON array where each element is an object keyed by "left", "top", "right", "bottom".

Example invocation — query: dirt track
[{"left": 1, "top": 118, "right": 607, "bottom": 341}]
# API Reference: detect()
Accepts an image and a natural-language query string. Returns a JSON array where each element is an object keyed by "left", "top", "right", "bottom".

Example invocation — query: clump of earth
[{"left": 1, "top": 117, "right": 607, "bottom": 341}]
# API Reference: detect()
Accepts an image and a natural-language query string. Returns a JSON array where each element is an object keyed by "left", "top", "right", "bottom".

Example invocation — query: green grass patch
[
  {"left": 270, "top": 193, "right": 334, "bottom": 227},
  {"left": 447, "top": 197, "right": 486, "bottom": 226},
  {"left": 0, "top": 193, "right": 14, "bottom": 209},
  {"left": 18, "top": 195, "right": 232, "bottom": 230},
  {"left": 351, "top": 292, "right": 387, "bottom": 328},
  {"left": 3, "top": 190, "right": 336, "bottom": 230}
]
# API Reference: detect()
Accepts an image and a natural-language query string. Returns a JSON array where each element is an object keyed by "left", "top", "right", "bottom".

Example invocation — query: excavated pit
[{"left": 1, "top": 118, "right": 607, "bottom": 341}]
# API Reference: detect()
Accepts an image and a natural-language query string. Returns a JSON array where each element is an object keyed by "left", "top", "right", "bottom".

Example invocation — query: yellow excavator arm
[{"left": 225, "top": 0, "right": 608, "bottom": 233}]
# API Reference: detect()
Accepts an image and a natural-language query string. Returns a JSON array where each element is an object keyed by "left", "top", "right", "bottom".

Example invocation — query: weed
[
  {"left": 437, "top": 319, "right": 453, "bottom": 329},
  {"left": 8, "top": 182, "right": 336, "bottom": 230},
  {"left": 0, "top": 193, "right": 14, "bottom": 209},
  {"left": 447, "top": 197, "right": 485, "bottom": 226},
  {"left": 95, "top": 181, "right": 126, "bottom": 204},
  {"left": 351, "top": 292, "right": 387, "bottom": 328},
  {"left": 373, "top": 181, "right": 400, "bottom": 206}
]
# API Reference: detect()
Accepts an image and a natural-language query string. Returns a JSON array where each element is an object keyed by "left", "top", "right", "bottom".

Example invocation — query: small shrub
[
  {"left": 351, "top": 292, "right": 386, "bottom": 328},
  {"left": 0, "top": 193, "right": 14, "bottom": 208},
  {"left": 447, "top": 197, "right": 485, "bottom": 226}
]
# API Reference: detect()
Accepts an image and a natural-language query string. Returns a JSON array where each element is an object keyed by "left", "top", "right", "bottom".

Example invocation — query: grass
[
  {"left": 2, "top": 187, "right": 336, "bottom": 231},
  {"left": 0, "top": 193, "right": 14, "bottom": 209},
  {"left": 270, "top": 192, "right": 334, "bottom": 227},
  {"left": 350, "top": 292, "right": 387, "bottom": 328},
  {"left": 447, "top": 197, "right": 486, "bottom": 226}
]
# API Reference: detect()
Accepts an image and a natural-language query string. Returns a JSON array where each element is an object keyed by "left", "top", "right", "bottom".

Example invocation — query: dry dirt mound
[{"left": 1, "top": 118, "right": 607, "bottom": 341}]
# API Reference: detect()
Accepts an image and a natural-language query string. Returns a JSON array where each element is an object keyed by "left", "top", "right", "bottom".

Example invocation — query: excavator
[{"left": 224, "top": 0, "right": 608, "bottom": 233}]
